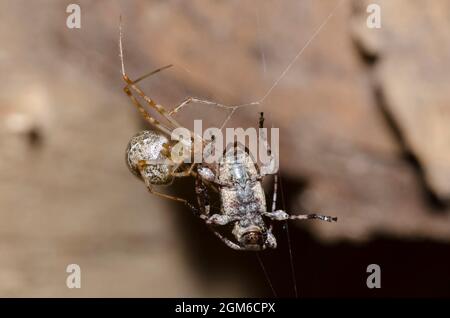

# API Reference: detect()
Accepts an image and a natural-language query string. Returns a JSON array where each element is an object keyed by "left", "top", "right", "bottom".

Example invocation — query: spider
[{"left": 120, "top": 25, "right": 337, "bottom": 251}]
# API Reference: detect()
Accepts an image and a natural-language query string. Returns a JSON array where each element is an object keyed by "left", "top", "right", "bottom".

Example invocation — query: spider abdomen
[{"left": 125, "top": 130, "right": 174, "bottom": 185}]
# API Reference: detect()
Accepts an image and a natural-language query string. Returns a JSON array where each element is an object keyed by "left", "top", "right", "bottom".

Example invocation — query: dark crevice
[
  {"left": 353, "top": 39, "right": 448, "bottom": 211},
  {"left": 352, "top": 38, "right": 379, "bottom": 66},
  {"left": 169, "top": 171, "right": 450, "bottom": 297},
  {"left": 160, "top": 130, "right": 450, "bottom": 297},
  {"left": 27, "top": 127, "right": 43, "bottom": 148},
  {"left": 374, "top": 87, "right": 448, "bottom": 211}
]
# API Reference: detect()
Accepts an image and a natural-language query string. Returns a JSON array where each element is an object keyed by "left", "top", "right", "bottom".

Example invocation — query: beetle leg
[
  {"left": 212, "top": 231, "right": 245, "bottom": 250},
  {"left": 263, "top": 210, "right": 337, "bottom": 223},
  {"left": 271, "top": 174, "right": 278, "bottom": 212},
  {"left": 289, "top": 212, "right": 337, "bottom": 222},
  {"left": 195, "top": 175, "right": 211, "bottom": 216},
  {"left": 264, "top": 226, "right": 277, "bottom": 249},
  {"left": 206, "top": 214, "right": 240, "bottom": 225},
  {"left": 258, "top": 112, "right": 278, "bottom": 176}
]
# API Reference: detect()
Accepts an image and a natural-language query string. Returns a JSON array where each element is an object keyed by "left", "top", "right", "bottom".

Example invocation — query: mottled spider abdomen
[{"left": 126, "top": 130, "right": 174, "bottom": 185}]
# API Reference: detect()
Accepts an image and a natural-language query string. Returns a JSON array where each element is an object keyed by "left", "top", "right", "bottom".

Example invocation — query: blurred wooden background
[{"left": 0, "top": 0, "right": 449, "bottom": 297}]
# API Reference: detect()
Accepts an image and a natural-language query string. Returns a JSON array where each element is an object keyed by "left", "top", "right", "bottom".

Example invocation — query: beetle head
[{"left": 233, "top": 224, "right": 265, "bottom": 251}]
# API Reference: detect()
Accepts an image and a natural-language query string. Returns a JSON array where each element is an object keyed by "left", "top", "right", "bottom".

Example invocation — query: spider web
[
  {"left": 174, "top": 0, "right": 346, "bottom": 132},
  {"left": 247, "top": 0, "right": 345, "bottom": 298}
]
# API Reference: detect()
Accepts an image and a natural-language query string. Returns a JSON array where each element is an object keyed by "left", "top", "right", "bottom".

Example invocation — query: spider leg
[
  {"left": 120, "top": 25, "right": 205, "bottom": 153},
  {"left": 123, "top": 86, "right": 173, "bottom": 136},
  {"left": 123, "top": 74, "right": 204, "bottom": 162},
  {"left": 137, "top": 163, "right": 202, "bottom": 217},
  {"left": 140, "top": 164, "right": 216, "bottom": 223},
  {"left": 144, "top": 182, "right": 202, "bottom": 216},
  {"left": 122, "top": 71, "right": 202, "bottom": 169},
  {"left": 169, "top": 97, "right": 242, "bottom": 116},
  {"left": 119, "top": 25, "right": 184, "bottom": 130},
  {"left": 171, "top": 163, "right": 197, "bottom": 177},
  {"left": 263, "top": 210, "right": 337, "bottom": 223},
  {"left": 168, "top": 95, "right": 259, "bottom": 134},
  {"left": 123, "top": 77, "right": 184, "bottom": 130},
  {"left": 168, "top": 96, "right": 260, "bottom": 131}
]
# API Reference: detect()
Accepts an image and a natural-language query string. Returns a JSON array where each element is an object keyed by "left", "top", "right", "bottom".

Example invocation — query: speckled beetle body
[{"left": 217, "top": 147, "right": 276, "bottom": 250}]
